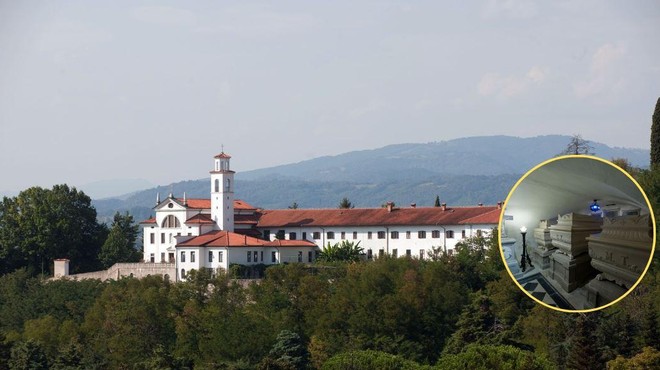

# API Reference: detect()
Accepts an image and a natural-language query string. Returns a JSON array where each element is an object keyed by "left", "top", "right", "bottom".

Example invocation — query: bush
[{"left": 322, "top": 350, "right": 431, "bottom": 370}]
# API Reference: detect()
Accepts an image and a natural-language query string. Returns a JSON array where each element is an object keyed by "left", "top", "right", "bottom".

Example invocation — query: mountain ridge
[{"left": 91, "top": 135, "right": 649, "bottom": 223}]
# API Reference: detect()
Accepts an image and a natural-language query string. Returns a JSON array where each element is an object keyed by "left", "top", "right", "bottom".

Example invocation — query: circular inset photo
[{"left": 499, "top": 155, "right": 656, "bottom": 312}]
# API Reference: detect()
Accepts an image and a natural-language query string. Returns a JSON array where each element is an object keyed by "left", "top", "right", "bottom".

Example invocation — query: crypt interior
[{"left": 501, "top": 157, "right": 654, "bottom": 310}]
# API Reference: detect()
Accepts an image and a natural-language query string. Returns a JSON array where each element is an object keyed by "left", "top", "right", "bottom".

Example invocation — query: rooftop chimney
[
  {"left": 386, "top": 201, "right": 394, "bottom": 213},
  {"left": 497, "top": 201, "right": 502, "bottom": 209},
  {"left": 478, "top": 203, "right": 483, "bottom": 207},
  {"left": 441, "top": 203, "right": 447, "bottom": 211},
  {"left": 410, "top": 203, "right": 416, "bottom": 208},
  {"left": 54, "top": 259, "right": 70, "bottom": 278}
]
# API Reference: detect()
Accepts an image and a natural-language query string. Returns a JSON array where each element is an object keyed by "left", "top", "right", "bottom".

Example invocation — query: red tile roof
[
  {"left": 234, "top": 214, "right": 259, "bottom": 224},
  {"left": 178, "top": 230, "right": 267, "bottom": 248},
  {"left": 256, "top": 206, "right": 500, "bottom": 228},
  {"left": 234, "top": 199, "right": 258, "bottom": 210},
  {"left": 140, "top": 217, "right": 156, "bottom": 224},
  {"left": 265, "top": 239, "right": 317, "bottom": 247},
  {"left": 185, "top": 213, "right": 214, "bottom": 224},
  {"left": 172, "top": 198, "right": 257, "bottom": 210},
  {"left": 214, "top": 152, "right": 231, "bottom": 159},
  {"left": 458, "top": 208, "right": 502, "bottom": 224},
  {"left": 175, "top": 198, "right": 209, "bottom": 209}
]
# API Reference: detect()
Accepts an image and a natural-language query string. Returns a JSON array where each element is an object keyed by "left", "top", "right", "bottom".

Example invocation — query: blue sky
[{"left": 1, "top": 1, "right": 659, "bottom": 193}]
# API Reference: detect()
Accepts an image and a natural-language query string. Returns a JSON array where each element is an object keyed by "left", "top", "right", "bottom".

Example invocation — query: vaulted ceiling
[{"left": 502, "top": 157, "right": 648, "bottom": 239}]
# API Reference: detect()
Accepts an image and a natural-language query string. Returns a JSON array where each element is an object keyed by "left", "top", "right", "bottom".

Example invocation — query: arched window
[
  {"left": 181, "top": 269, "right": 186, "bottom": 279},
  {"left": 226, "top": 178, "right": 231, "bottom": 191},
  {"left": 214, "top": 179, "right": 220, "bottom": 192},
  {"left": 161, "top": 215, "right": 181, "bottom": 228}
]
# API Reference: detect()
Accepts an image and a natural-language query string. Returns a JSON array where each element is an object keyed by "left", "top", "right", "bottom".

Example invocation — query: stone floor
[{"left": 518, "top": 273, "right": 574, "bottom": 310}]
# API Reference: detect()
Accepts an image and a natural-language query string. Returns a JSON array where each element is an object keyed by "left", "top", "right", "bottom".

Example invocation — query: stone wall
[{"left": 56, "top": 263, "right": 176, "bottom": 282}]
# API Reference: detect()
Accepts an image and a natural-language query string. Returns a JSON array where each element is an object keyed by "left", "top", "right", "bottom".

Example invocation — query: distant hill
[
  {"left": 92, "top": 135, "right": 649, "bottom": 223},
  {"left": 237, "top": 135, "right": 649, "bottom": 182}
]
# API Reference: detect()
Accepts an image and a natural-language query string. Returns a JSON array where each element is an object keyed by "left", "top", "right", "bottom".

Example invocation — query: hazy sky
[{"left": 1, "top": 1, "right": 659, "bottom": 193}]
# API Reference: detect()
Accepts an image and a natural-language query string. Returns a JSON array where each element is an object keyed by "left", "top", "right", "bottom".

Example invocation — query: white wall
[{"left": 257, "top": 224, "right": 496, "bottom": 258}]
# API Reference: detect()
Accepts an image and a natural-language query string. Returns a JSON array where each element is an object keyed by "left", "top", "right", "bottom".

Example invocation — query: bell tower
[{"left": 210, "top": 151, "right": 235, "bottom": 232}]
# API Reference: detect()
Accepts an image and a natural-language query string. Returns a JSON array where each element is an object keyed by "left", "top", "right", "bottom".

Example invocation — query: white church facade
[{"left": 140, "top": 152, "right": 501, "bottom": 281}]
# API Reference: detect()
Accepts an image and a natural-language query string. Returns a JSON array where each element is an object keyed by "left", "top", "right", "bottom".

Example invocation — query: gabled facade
[{"left": 141, "top": 152, "right": 501, "bottom": 280}]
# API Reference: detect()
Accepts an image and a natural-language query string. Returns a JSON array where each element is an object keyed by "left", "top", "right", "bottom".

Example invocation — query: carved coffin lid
[
  {"left": 586, "top": 214, "right": 652, "bottom": 250},
  {"left": 537, "top": 219, "right": 556, "bottom": 229},
  {"left": 550, "top": 212, "right": 602, "bottom": 232}
]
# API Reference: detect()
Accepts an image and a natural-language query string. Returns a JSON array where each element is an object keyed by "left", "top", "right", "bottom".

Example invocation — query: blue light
[{"left": 590, "top": 200, "right": 601, "bottom": 212}]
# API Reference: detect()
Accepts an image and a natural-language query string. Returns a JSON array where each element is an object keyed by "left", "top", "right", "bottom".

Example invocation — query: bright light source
[{"left": 520, "top": 226, "right": 527, "bottom": 233}]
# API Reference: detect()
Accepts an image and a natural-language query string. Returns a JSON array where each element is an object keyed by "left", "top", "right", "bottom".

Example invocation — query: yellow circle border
[{"left": 498, "top": 155, "right": 657, "bottom": 313}]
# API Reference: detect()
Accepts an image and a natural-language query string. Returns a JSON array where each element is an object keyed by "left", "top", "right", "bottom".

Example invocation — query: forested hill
[
  {"left": 238, "top": 135, "right": 649, "bottom": 182},
  {"left": 92, "top": 135, "right": 649, "bottom": 223}
]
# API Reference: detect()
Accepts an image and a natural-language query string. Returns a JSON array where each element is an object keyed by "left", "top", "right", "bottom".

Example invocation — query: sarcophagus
[
  {"left": 549, "top": 213, "right": 602, "bottom": 257},
  {"left": 586, "top": 214, "right": 652, "bottom": 290},
  {"left": 533, "top": 219, "right": 555, "bottom": 248},
  {"left": 550, "top": 252, "right": 594, "bottom": 292},
  {"left": 533, "top": 219, "right": 556, "bottom": 270}
]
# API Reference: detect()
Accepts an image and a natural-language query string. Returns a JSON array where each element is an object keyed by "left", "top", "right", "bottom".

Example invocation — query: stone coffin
[
  {"left": 550, "top": 252, "right": 594, "bottom": 293},
  {"left": 549, "top": 213, "right": 602, "bottom": 257},
  {"left": 582, "top": 276, "right": 629, "bottom": 309},
  {"left": 586, "top": 214, "right": 653, "bottom": 290},
  {"left": 533, "top": 219, "right": 556, "bottom": 270},
  {"left": 533, "top": 219, "right": 555, "bottom": 248}
]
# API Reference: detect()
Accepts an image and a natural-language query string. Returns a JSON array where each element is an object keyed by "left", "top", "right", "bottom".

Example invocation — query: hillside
[
  {"left": 92, "top": 135, "right": 649, "bottom": 223},
  {"left": 238, "top": 135, "right": 649, "bottom": 182}
]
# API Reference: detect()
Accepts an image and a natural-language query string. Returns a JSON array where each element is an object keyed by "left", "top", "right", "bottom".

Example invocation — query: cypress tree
[
  {"left": 642, "top": 300, "right": 660, "bottom": 349},
  {"left": 434, "top": 195, "right": 441, "bottom": 207},
  {"left": 566, "top": 314, "right": 602, "bottom": 370},
  {"left": 652, "top": 97, "right": 660, "bottom": 167}
]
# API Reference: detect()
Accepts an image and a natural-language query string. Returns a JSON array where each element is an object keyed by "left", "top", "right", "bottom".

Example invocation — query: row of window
[
  {"left": 263, "top": 229, "right": 481, "bottom": 241},
  {"left": 148, "top": 253, "right": 174, "bottom": 263},
  {"left": 365, "top": 248, "right": 453, "bottom": 259},
  {"left": 158, "top": 248, "right": 443, "bottom": 264},
  {"left": 177, "top": 249, "right": 319, "bottom": 265},
  {"left": 314, "top": 230, "right": 464, "bottom": 240}
]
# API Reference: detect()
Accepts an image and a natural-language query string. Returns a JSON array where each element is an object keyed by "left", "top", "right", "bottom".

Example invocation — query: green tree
[
  {"left": 317, "top": 241, "right": 363, "bottom": 263},
  {"left": 0, "top": 332, "right": 10, "bottom": 370},
  {"left": 436, "top": 344, "right": 553, "bottom": 370},
  {"left": 445, "top": 231, "right": 502, "bottom": 291},
  {"left": 8, "top": 340, "right": 49, "bottom": 370},
  {"left": 322, "top": 350, "right": 429, "bottom": 370},
  {"left": 607, "top": 346, "right": 660, "bottom": 370},
  {"left": 642, "top": 300, "right": 660, "bottom": 349},
  {"left": 566, "top": 314, "right": 602, "bottom": 370},
  {"left": 442, "top": 294, "right": 502, "bottom": 355},
  {"left": 434, "top": 195, "right": 440, "bottom": 207},
  {"left": 22, "top": 315, "right": 61, "bottom": 358},
  {"left": 264, "top": 330, "right": 310, "bottom": 370},
  {"left": 338, "top": 197, "right": 354, "bottom": 209},
  {"left": 98, "top": 212, "right": 140, "bottom": 268},
  {"left": 82, "top": 276, "right": 176, "bottom": 368},
  {"left": 288, "top": 202, "right": 299, "bottom": 209},
  {"left": 137, "top": 344, "right": 191, "bottom": 370},
  {"left": 314, "top": 258, "right": 468, "bottom": 363},
  {"left": 0, "top": 185, "right": 106, "bottom": 275},
  {"left": 651, "top": 97, "right": 660, "bottom": 167},
  {"left": 51, "top": 342, "right": 84, "bottom": 370}
]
